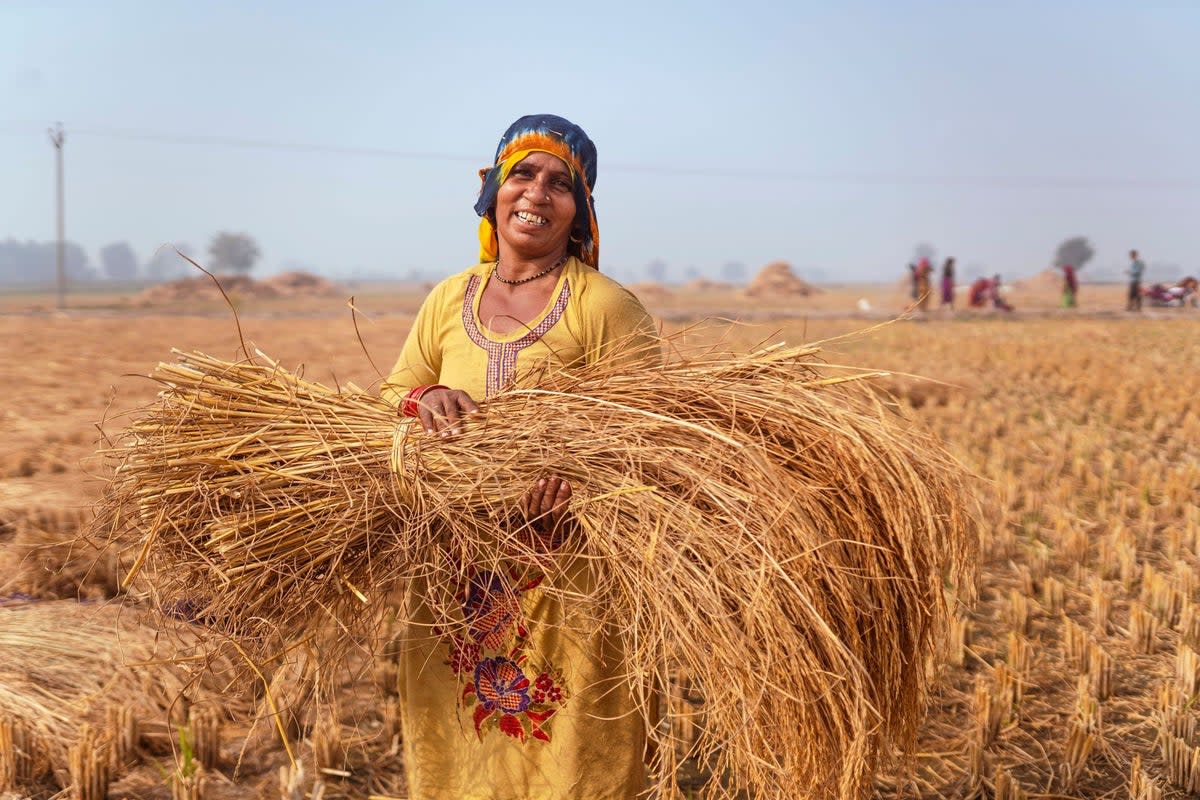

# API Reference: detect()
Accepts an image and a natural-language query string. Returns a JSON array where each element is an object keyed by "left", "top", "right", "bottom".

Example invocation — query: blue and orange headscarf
[{"left": 474, "top": 114, "right": 600, "bottom": 269}]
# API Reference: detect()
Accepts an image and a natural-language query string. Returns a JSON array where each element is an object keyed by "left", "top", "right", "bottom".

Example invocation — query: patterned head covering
[{"left": 474, "top": 114, "right": 599, "bottom": 269}]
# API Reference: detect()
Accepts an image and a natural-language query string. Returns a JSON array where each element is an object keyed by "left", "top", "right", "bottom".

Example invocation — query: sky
[{"left": 2, "top": 0, "right": 1198, "bottom": 283}]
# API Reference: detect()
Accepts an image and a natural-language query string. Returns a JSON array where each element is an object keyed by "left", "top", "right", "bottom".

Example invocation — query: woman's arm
[
  {"left": 381, "top": 281, "right": 479, "bottom": 435},
  {"left": 381, "top": 284, "right": 446, "bottom": 407}
]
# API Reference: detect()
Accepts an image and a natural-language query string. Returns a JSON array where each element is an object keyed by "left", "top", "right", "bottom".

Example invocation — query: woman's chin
[{"left": 500, "top": 232, "right": 567, "bottom": 258}]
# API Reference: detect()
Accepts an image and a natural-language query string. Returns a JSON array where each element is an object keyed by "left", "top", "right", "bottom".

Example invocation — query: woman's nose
[{"left": 524, "top": 177, "right": 551, "bottom": 202}]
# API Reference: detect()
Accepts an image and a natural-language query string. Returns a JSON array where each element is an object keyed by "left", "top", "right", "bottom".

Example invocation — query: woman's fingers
[
  {"left": 543, "top": 478, "right": 572, "bottom": 518},
  {"left": 439, "top": 399, "right": 462, "bottom": 436},
  {"left": 456, "top": 392, "right": 481, "bottom": 417},
  {"left": 443, "top": 391, "right": 480, "bottom": 436},
  {"left": 417, "top": 402, "right": 437, "bottom": 434},
  {"left": 524, "top": 477, "right": 572, "bottom": 527},
  {"left": 519, "top": 483, "right": 534, "bottom": 520},
  {"left": 416, "top": 388, "right": 479, "bottom": 436},
  {"left": 522, "top": 478, "right": 546, "bottom": 520}
]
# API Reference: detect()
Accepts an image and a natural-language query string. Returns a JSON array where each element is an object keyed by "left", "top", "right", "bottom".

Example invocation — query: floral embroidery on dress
[{"left": 446, "top": 569, "right": 570, "bottom": 743}]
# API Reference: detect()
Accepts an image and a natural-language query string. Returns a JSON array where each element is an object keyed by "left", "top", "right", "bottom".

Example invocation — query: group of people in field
[
  {"left": 1061, "top": 250, "right": 1197, "bottom": 310},
  {"left": 907, "top": 257, "right": 1012, "bottom": 312},
  {"left": 1059, "top": 249, "right": 1147, "bottom": 310},
  {"left": 908, "top": 249, "right": 1197, "bottom": 312}
]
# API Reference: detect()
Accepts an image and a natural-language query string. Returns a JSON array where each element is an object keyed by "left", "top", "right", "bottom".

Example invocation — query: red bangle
[{"left": 401, "top": 384, "right": 449, "bottom": 418}]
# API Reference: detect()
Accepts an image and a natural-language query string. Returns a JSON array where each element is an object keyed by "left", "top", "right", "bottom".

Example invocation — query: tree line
[{"left": 0, "top": 232, "right": 260, "bottom": 284}]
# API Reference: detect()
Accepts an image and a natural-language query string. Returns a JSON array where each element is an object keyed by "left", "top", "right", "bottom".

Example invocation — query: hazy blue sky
[{"left": 3, "top": 1, "right": 1197, "bottom": 282}]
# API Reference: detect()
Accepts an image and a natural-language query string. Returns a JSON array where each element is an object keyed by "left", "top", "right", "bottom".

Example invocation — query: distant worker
[
  {"left": 968, "top": 276, "right": 992, "bottom": 308},
  {"left": 1061, "top": 263, "right": 1078, "bottom": 308},
  {"left": 915, "top": 258, "right": 933, "bottom": 311},
  {"left": 940, "top": 258, "right": 956, "bottom": 310},
  {"left": 907, "top": 263, "right": 918, "bottom": 301},
  {"left": 1127, "top": 249, "right": 1145, "bottom": 311},
  {"left": 991, "top": 274, "right": 1014, "bottom": 312}
]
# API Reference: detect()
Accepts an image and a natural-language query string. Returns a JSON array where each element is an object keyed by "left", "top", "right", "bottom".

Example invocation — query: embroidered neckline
[
  {"left": 471, "top": 261, "right": 572, "bottom": 343},
  {"left": 461, "top": 274, "right": 572, "bottom": 397}
]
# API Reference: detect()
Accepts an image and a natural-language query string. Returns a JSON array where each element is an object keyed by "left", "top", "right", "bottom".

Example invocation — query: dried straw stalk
[
  {"left": 0, "top": 600, "right": 242, "bottom": 789},
  {"left": 93, "top": 339, "right": 974, "bottom": 800}
]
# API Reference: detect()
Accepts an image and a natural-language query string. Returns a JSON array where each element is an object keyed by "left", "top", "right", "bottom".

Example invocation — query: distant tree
[
  {"left": 144, "top": 243, "right": 194, "bottom": 281},
  {"left": 208, "top": 232, "right": 260, "bottom": 275},
  {"left": 645, "top": 258, "right": 667, "bottom": 283},
  {"left": 0, "top": 238, "right": 35, "bottom": 283},
  {"left": 61, "top": 241, "right": 94, "bottom": 281},
  {"left": 683, "top": 265, "right": 701, "bottom": 282},
  {"left": 720, "top": 261, "right": 746, "bottom": 284},
  {"left": 0, "top": 239, "right": 94, "bottom": 283},
  {"left": 99, "top": 241, "right": 139, "bottom": 281},
  {"left": 1053, "top": 236, "right": 1095, "bottom": 270}
]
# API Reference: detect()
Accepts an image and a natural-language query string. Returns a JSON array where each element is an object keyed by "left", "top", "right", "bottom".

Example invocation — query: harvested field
[{"left": 0, "top": 285, "right": 1198, "bottom": 798}]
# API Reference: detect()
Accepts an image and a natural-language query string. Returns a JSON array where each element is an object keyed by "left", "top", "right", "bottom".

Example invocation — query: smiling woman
[{"left": 380, "top": 115, "right": 661, "bottom": 800}]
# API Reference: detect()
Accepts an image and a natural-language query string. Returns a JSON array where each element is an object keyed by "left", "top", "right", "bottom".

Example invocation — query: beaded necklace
[{"left": 492, "top": 254, "right": 569, "bottom": 285}]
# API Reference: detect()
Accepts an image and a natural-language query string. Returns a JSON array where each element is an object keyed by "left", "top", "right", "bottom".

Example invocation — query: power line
[
  {"left": 71, "top": 125, "right": 480, "bottom": 165},
  {"left": 3, "top": 121, "right": 1199, "bottom": 190}
]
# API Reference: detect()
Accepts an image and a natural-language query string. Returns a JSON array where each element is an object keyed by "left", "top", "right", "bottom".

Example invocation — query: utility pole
[{"left": 47, "top": 122, "right": 66, "bottom": 310}]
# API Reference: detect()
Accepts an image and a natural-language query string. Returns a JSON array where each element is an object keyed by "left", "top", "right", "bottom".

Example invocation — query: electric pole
[{"left": 48, "top": 122, "right": 65, "bottom": 310}]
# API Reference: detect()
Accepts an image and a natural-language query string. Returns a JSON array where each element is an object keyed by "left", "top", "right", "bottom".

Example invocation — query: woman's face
[{"left": 493, "top": 152, "right": 576, "bottom": 261}]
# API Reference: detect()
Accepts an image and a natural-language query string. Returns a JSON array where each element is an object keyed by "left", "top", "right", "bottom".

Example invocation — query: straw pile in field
[
  {"left": 627, "top": 281, "right": 674, "bottom": 302},
  {"left": 91, "top": 340, "right": 974, "bottom": 800},
  {"left": 0, "top": 600, "right": 243, "bottom": 793},
  {"left": 743, "top": 260, "right": 818, "bottom": 297},
  {"left": 262, "top": 270, "right": 340, "bottom": 297},
  {"left": 134, "top": 274, "right": 280, "bottom": 305},
  {"left": 1013, "top": 268, "right": 1063, "bottom": 293},
  {"left": 0, "top": 506, "right": 117, "bottom": 600},
  {"left": 683, "top": 277, "right": 732, "bottom": 292}
]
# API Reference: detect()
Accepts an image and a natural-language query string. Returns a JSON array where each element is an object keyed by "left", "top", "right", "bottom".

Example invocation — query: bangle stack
[{"left": 401, "top": 384, "right": 449, "bottom": 418}]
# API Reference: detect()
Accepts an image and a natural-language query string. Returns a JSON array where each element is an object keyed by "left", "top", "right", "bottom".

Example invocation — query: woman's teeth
[{"left": 516, "top": 211, "right": 548, "bottom": 226}]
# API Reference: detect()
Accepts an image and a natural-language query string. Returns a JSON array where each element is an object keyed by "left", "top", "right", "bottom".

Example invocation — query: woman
[
  {"left": 940, "top": 257, "right": 956, "bottom": 310},
  {"left": 1061, "top": 263, "right": 1078, "bottom": 308},
  {"left": 915, "top": 257, "right": 933, "bottom": 310},
  {"left": 381, "top": 114, "right": 661, "bottom": 800}
]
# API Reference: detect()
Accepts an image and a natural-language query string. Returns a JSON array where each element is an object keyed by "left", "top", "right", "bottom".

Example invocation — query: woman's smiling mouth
[{"left": 516, "top": 210, "right": 548, "bottom": 226}]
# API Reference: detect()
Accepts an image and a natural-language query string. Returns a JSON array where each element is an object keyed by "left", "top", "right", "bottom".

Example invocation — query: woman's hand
[
  {"left": 416, "top": 388, "right": 479, "bottom": 436},
  {"left": 520, "top": 477, "right": 572, "bottom": 539}
]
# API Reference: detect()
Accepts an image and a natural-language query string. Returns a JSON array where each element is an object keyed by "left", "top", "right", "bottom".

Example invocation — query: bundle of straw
[
  {"left": 0, "top": 600, "right": 242, "bottom": 791},
  {"left": 93, "top": 340, "right": 973, "bottom": 799}
]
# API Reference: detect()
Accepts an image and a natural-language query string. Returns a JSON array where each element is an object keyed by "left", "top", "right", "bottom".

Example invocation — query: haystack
[
  {"left": 134, "top": 274, "right": 281, "bottom": 305},
  {"left": 0, "top": 600, "right": 243, "bottom": 793},
  {"left": 743, "top": 261, "right": 818, "bottom": 297},
  {"left": 262, "top": 270, "right": 339, "bottom": 297},
  {"left": 91, "top": 340, "right": 974, "bottom": 800},
  {"left": 683, "top": 277, "right": 732, "bottom": 292},
  {"left": 0, "top": 506, "right": 117, "bottom": 599},
  {"left": 628, "top": 281, "right": 674, "bottom": 302},
  {"left": 1013, "top": 268, "right": 1064, "bottom": 293}
]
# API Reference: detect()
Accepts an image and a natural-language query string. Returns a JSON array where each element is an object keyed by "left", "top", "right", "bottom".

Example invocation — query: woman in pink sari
[{"left": 940, "top": 258, "right": 956, "bottom": 310}]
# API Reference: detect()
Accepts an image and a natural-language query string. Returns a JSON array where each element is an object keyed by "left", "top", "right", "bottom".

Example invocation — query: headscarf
[{"left": 474, "top": 114, "right": 599, "bottom": 269}]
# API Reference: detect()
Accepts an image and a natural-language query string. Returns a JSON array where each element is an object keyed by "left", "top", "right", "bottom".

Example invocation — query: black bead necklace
[{"left": 492, "top": 254, "right": 569, "bottom": 286}]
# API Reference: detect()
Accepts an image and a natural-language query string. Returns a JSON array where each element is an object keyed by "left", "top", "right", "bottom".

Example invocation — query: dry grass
[
  {"left": 90, "top": 333, "right": 973, "bottom": 800},
  {"left": 0, "top": 600, "right": 246, "bottom": 795},
  {"left": 0, "top": 299, "right": 1197, "bottom": 798},
  {"left": 847, "top": 318, "right": 1200, "bottom": 799}
]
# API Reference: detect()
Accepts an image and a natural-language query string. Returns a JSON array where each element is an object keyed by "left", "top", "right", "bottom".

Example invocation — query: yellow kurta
[{"left": 382, "top": 258, "right": 660, "bottom": 800}]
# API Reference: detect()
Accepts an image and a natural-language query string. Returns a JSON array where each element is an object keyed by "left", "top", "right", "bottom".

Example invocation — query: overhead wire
[{"left": 2, "top": 121, "right": 1196, "bottom": 191}]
